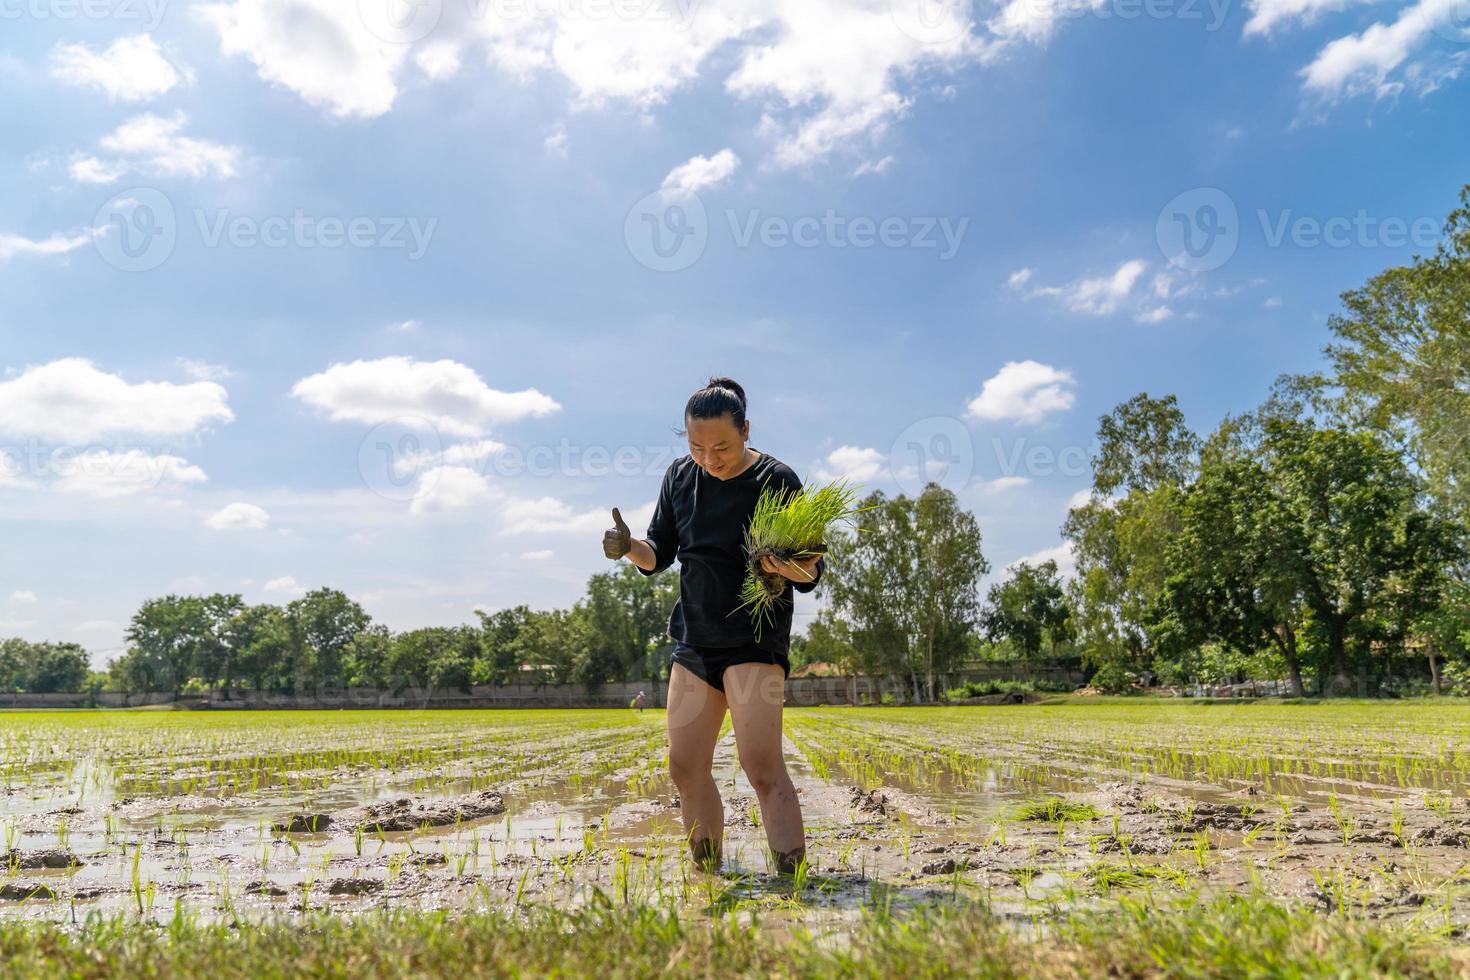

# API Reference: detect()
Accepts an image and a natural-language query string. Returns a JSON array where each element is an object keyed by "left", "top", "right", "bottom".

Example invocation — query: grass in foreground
[{"left": 1, "top": 892, "right": 1463, "bottom": 979}]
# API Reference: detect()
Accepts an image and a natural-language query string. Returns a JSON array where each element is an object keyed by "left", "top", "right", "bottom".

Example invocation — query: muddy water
[{"left": 6, "top": 711, "right": 1470, "bottom": 936}]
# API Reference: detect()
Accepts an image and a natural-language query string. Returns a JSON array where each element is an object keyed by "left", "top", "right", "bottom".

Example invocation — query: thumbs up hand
[{"left": 603, "top": 507, "right": 632, "bottom": 560}]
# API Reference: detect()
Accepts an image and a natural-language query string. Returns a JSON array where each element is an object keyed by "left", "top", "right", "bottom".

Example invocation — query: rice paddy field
[{"left": 6, "top": 699, "right": 1470, "bottom": 977}]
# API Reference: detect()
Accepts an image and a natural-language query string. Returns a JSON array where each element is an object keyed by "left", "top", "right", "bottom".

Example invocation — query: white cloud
[
  {"left": 1008, "top": 540, "right": 1077, "bottom": 578},
  {"left": 52, "top": 450, "right": 208, "bottom": 498},
  {"left": 414, "top": 40, "right": 463, "bottom": 81},
  {"left": 409, "top": 466, "right": 501, "bottom": 516},
  {"left": 1067, "top": 488, "right": 1094, "bottom": 510},
  {"left": 0, "top": 228, "right": 94, "bottom": 262},
  {"left": 966, "top": 360, "right": 1077, "bottom": 425},
  {"left": 814, "top": 445, "right": 886, "bottom": 482},
  {"left": 263, "top": 575, "right": 305, "bottom": 596},
  {"left": 1243, "top": 0, "right": 1379, "bottom": 35},
  {"left": 71, "top": 111, "right": 240, "bottom": 183},
  {"left": 0, "top": 359, "right": 233, "bottom": 443},
  {"left": 1024, "top": 260, "right": 1176, "bottom": 322},
  {"left": 290, "top": 357, "right": 560, "bottom": 437},
  {"left": 988, "top": 0, "right": 1106, "bottom": 45},
  {"left": 1299, "top": 0, "right": 1464, "bottom": 101},
  {"left": 206, "top": 502, "right": 271, "bottom": 530},
  {"left": 1264, "top": 296, "right": 1283, "bottom": 309},
  {"left": 201, "top": 0, "right": 408, "bottom": 118},
  {"left": 543, "top": 123, "right": 568, "bottom": 157},
  {"left": 852, "top": 155, "right": 895, "bottom": 177},
  {"left": 49, "top": 34, "right": 184, "bottom": 101},
  {"left": 395, "top": 439, "right": 508, "bottom": 480},
  {"left": 977, "top": 475, "right": 1030, "bottom": 493},
  {"left": 176, "top": 358, "right": 233, "bottom": 381},
  {"left": 661, "top": 149, "right": 739, "bottom": 198},
  {"left": 9, "top": 590, "right": 37, "bottom": 603},
  {"left": 201, "top": 0, "right": 986, "bottom": 167},
  {"left": 520, "top": 549, "right": 554, "bottom": 560}
]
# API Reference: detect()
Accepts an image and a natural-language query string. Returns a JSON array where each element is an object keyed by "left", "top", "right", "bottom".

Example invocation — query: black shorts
[{"left": 670, "top": 643, "right": 790, "bottom": 694}]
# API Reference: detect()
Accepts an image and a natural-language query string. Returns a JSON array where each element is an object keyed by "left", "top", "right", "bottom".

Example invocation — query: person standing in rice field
[{"left": 602, "top": 377, "right": 821, "bottom": 875}]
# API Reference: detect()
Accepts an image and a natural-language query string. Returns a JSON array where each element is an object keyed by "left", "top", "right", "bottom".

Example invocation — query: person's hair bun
[{"left": 706, "top": 376, "right": 746, "bottom": 408}]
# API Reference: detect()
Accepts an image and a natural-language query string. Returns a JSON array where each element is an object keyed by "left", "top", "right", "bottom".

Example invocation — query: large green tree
[
  {"left": 981, "top": 560, "right": 1074, "bottom": 658},
  {"left": 824, "top": 483, "right": 988, "bottom": 701},
  {"left": 1309, "top": 185, "right": 1470, "bottom": 530}
]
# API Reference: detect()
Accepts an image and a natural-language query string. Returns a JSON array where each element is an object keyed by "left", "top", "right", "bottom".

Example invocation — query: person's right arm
[{"left": 604, "top": 469, "right": 676, "bottom": 574}]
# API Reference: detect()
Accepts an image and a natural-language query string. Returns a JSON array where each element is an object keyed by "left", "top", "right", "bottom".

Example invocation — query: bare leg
[
  {"left": 724, "top": 662, "right": 805, "bottom": 872},
  {"left": 666, "top": 663, "right": 727, "bottom": 870}
]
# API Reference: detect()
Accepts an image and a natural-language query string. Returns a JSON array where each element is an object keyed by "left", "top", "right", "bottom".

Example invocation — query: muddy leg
[
  {"left": 724, "top": 662, "right": 805, "bottom": 873},
  {"left": 666, "top": 663, "right": 727, "bottom": 870}
]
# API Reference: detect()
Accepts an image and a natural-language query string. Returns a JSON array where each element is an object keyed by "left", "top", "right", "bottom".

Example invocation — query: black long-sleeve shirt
[{"left": 637, "top": 449, "right": 822, "bottom": 657}]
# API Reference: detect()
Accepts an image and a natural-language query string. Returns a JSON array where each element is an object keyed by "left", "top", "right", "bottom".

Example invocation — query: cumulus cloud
[
  {"left": 51, "top": 450, "right": 207, "bottom": 498},
  {"left": 0, "top": 358, "right": 233, "bottom": 443},
  {"left": 201, "top": 0, "right": 986, "bottom": 166},
  {"left": 661, "top": 149, "right": 739, "bottom": 198},
  {"left": 520, "top": 549, "right": 554, "bottom": 560},
  {"left": 988, "top": 0, "right": 1107, "bottom": 45},
  {"left": 814, "top": 445, "right": 887, "bottom": 483},
  {"left": 263, "top": 575, "right": 305, "bottom": 596},
  {"left": 409, "top": 466, "right": 501, "bottom": 516},
  {"left": 70, "top": 111, "right": 240, "bottom": 183},
  {"left": 1007, "top": 540, "right": 1077, "bottom": 578},
  {"left": 1299, "top": 0, "right": 1466, "bottom": 101},
  {"left": 49, "top": 34, "right": 184, "bottom": 101},
  {"left": 966, "top": 361, "right": 1077, "bottom": 425},
  {"left": 9, "top": 590, "right": 37, "bottom": 603},
  {"left": 206, "top": 502, "right": 271, "bottom": 530},
  {"left": 290, "top": 357, "right": 560, "bottom": 438}
]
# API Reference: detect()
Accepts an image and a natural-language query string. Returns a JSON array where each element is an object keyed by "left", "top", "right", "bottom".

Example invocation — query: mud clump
[
  {"left": 328, "top": 877, "right": 384, "bottom": 896},
  {"left": 1166, "top": 802, "right": 1268, "bottom": 833},
  {"left": 4, "top": 848, "right": 83, "bottom": 869},
  {"left": 347, "top": 790, "right": 505, "bottom": 833},
  {"left": 1411, "top": 825, "right": 1470, "bottom": 847},
  {"left": 0, "top": 881, "right": 57, "bottom": 901},
  {"left": 272, "top": 813, "right": 334, "bottom": 834},
  {"left": 848, "top": 787, "right": 893, "bottom": 819},
  {"left": 410, "top": 853, "right": 447, "bottom": 866},
  {"left": 244, "top": 880, "right": 288, "bottom": 896}
]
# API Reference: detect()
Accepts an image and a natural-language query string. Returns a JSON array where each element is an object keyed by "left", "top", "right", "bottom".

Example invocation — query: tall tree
[
  {"left": 824, "top": 484, "right": 988, "bottom": 701},
  {"left": 982, "top": 560, "right": 1073, "bottom": 658},
  {"left": 286, "top": 588, "right": 370, "bottom": 691},
  {"left": 1309, "top": 184, "right": 1470, "bottom": 531}
]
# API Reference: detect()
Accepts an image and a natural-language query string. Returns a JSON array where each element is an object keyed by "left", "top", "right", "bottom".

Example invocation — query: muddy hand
[{"left": 603, "top": 507, "right": 631, "bottom": 560}]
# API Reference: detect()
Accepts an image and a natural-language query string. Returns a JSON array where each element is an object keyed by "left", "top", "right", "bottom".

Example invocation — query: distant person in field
[
  {"left": 602, "top": 376, "right": 821, "bottom": 875},
  {"left": 634, "top": 691, "right": 647, "bottom": 712}
]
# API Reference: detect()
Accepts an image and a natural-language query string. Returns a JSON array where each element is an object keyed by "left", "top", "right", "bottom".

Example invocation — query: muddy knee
[
  {"left": 740, "top": 759, "right": 789, "bottom": 798},
  {"left": 668, "top": 753, "right": 710, "bottom": 791}
]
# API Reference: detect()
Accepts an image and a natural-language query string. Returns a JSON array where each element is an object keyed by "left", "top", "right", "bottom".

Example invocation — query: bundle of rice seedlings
[{"left": 733, "top": 480, "right": 864, "bottom": 639}]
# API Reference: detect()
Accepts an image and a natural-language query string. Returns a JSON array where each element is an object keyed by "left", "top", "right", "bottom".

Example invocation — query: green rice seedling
[
  {"left": 1011, "top": 797, "right": 1101, "bottom": 823},
  {"left": 733, "top": 480, "right": 864, "bottom": 638}
]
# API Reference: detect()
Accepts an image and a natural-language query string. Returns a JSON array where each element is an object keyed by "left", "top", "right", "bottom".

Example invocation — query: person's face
[{"left": 686, "top": 415, "right": 748, "bottom": 479}]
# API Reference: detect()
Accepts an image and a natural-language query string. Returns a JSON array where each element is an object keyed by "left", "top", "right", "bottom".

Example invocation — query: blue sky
[{"left": 1, "top": 0, "right": 1467, "bottom": 665}]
